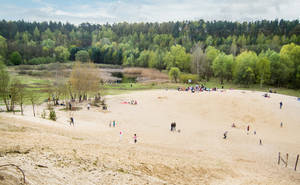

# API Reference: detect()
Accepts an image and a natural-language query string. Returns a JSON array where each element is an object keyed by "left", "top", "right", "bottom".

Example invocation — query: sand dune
[{"left": 0, "top": 89, "right": 300, "bottom": 184}]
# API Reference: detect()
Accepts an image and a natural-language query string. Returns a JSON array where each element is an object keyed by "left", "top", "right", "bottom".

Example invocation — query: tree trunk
[
  {"left": 20, "top": 103, "right": 23, "bottom": 115},
  {"left": 260, "top": 72, "right": 264, "bottom": 88},
  {"left": 32, "top": 104, "right": 35, "bottom": 117},
  {"left": 3, "top": 98, "right": 10, "bottom": 111},
  {"left": 10, "top": 101, "right": 15, "bottom": 114}
]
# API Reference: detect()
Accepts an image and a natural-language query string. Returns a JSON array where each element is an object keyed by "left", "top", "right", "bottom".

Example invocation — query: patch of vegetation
[
  {"left": 49, "top": 110, "right": 57, "bottom": 121},
  {"left": 0, "top": 145, "right": 31, "bottom": 156},
  {"left": 72, "top": 137, "right": 84, "bottom": 140}
]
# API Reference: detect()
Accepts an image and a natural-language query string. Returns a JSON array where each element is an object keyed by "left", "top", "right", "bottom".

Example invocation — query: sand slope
[{"left": 0, "top": 89, "right": 300, "bottom": 184}]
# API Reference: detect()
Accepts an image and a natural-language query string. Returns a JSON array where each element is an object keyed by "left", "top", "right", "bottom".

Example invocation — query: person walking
[
  {"left": 280, "top": 102, "right": 283, "bottom": 109},
  {"left": 70, "top": 117, "right": 74, "bottom": 126},
  {"left": 119, "top": 131, "right": 123, "bottom": 141},
  {"left": 223, "top": 131, "right": 228, "bottom": 139},
  {"left": 247, "top": 125, "right": 250, "bottom": 135},
  {"left": 133, "top": 134, "right": 137, "bottom": 143}
]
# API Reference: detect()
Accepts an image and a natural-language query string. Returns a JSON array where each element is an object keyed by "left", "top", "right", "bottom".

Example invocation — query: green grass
[
  {"left": 13, "top": 74, "right": 52, "bottom": 104},
  {"left": 102, "top": 82, "right": 180, "bottom": 95},
  {"left": 102, "top": 79, "right": 300, "bottom": 97},
  {"left": 8, "top": 69, "right": 300, "bottom": 101}
]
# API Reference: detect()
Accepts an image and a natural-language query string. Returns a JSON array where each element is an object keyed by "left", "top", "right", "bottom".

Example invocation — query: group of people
[
  {"left": 109, "top": 120, "right": 117, "bottom": 127},
  {"left": 178, "top": 84, "right": 220, "bottom": 93},
  {"left": 122, "top": 100, "right": 138, "bottom": 105},
  {"left": 224, "top": 123, "right": 262, "bottom": 145},
  {"left": 130, "top": 100, "right": 138, "bottom": 105},
  {"left": 109, "top": 121, "right": 137, "bottom": 143}
]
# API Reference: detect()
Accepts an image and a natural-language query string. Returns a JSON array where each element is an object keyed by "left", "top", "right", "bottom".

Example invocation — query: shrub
[
  {"left": 75, "top": 50, "right": 90, "bottom": 62},
  {"left": 27, "top": 57, "right": 55, "bottom": 65},
  {"left": 10, "top": 51, "right": 22, "bottom": 65},
  {"left": 179, "top": 74, "right": 199, "bottom": 83},
  {"left": 49, "top": 110, "right": 57, "bottom": 121},
  {"left": 168, "top": 67, "right": 181, "bottom": 83}
]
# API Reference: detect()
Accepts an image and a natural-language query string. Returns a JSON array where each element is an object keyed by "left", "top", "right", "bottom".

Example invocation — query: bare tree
[
  {"left": 191, "top": 43, "right": 207, "bottom": 80},
  {"left": 28, "top": 92, "right": 38, "bottom": 117},
  {"left": 9, "top": 79, "right": 20, "bottom": 114},
  {"left": 14, "top": 79, "right": 26, "bottom": 115},
  {"left": 69, "top": 62, "right": 101, "bottom": 102},
  {"left": 0, "top": 62, "right": 10, "bottom": 111}
]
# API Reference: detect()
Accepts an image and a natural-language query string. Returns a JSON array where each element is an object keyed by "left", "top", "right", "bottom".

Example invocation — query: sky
[{"left": 0, "top": 0, "right": 299, "bottom": 25}]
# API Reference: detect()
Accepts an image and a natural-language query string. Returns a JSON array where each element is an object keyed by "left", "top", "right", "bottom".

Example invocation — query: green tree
[
  {"left": 169, "top": 67, "right": 181, "bottom": 83},
  {"left": 256, "top": 55, "right": 271, "bottom": 87},
  {"left": 42, "top": 39, "right": 55, "bottom": 49},
  {"left": 264, "top": 50, "right": 288, "bottom": 87},
  {"left": 10, "top": 51, "right": 22, "bottom": 65},
  {"left": 205, "top": 46, "right": 220, "bottom": 81},
  {"left": 137, "top": 50, "right": 155, "bottom": 67},
  {"left": 234, "top": 51, "right": 258, "bottom": 86},
  {"left": 54, "top": 46, "right": 70, "bottom": 62},
  {"left": 75, "top": 50, "right": 90, "bottom": 63},
  {"left": 212, "top": 53, "right": 234, "bottom": 84},
  {"left": 0, "top": 35, "right": 7, "bottom": 59},
  {"left": 33, "top": 27, "right": 40, "bottom": 41},
  {"left": 149, "top": 49, "right": 166, "bottom": 71},
  {"left": 280, "top": 43, "right": 300, "bottom": 87},
  {"left": 164, "top": 44, "right": 190, "bottom": 72}
]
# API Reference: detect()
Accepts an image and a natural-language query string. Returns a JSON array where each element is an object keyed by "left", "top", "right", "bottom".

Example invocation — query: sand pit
[{"left": 0, "top": 89, "right": 300, "bottom": 184}]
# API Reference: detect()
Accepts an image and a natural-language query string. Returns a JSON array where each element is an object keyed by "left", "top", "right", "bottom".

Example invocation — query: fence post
[
  {"left": 278, "top": 152, "right": 280, "bottom": 165},
  {"left": 286, "top": 153, "right": 289, "bottom": 167},
  {"left": 295, "top": 154, "right": 299, "bottom": 171}
]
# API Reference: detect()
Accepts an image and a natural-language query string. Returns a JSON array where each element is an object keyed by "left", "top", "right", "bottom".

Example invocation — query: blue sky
[{"left": 0, "top": 0, "right": 299, "bottom": 24}]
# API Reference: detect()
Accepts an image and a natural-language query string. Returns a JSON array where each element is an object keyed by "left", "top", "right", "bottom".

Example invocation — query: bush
[
  {"left": 26, "top": 57, "right": 55, "bottom": 65},
  {"left": 169, "top": 67, "right": 181, "bottom": 83},
  {"left": 179, "top": 74, "right": 199, "bottom": 83},
  {"left": 10, "top": 51, "right": 22, "bottom": 65},
  {"left": 75, "top": 50, "right": 90, "bottom": 62},
  {"left": 49, "top": 110, "right": 57, "bottom": 121}
]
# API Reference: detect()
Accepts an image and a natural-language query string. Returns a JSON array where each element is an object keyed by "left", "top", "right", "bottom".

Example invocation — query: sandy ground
[{"left": 0, "top": 89, "right": 300, "bottom": 185}]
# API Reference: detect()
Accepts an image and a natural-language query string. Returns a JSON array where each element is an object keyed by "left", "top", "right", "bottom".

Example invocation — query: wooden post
[
  {"left": 278, "top": 152, "right": 280, "bottom": 165},
  {"left": 295, "top": 154, "right": 299, "bottom": 171},
  {"left": 286, "top": 153, "right": 289, "bottom": 167}
]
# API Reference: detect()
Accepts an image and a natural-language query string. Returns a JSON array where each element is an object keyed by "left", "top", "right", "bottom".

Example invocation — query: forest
[{"left": 0, "top": 19, "right": 300, "bottom": 88}]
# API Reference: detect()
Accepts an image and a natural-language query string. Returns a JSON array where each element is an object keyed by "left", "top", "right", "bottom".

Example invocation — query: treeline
[
  {"left": 189, "top": 43, "right": 300, "bottom": 88},
  {"left": 0, "top": 19, "right": 300, "bottom": 88}
]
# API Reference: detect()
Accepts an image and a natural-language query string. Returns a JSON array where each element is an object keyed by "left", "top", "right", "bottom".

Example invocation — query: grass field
[
  {"left": 102, "top": 79, "right": 300, "bottom": 97},
  {"left": 6, "top": 64, "right": 300, "bottom": 105},
  {"left": 11, "top": 73, "right": 300, "bottom": 100}
]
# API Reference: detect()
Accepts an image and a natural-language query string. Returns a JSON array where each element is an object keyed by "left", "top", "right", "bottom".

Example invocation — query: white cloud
[{"left": 1, "top": 0, "right": 300, "bottom": 24}]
